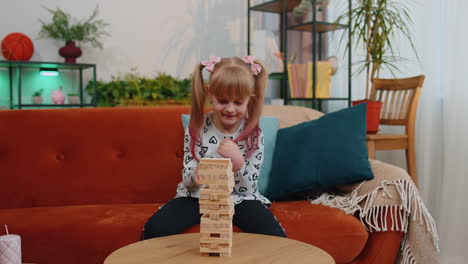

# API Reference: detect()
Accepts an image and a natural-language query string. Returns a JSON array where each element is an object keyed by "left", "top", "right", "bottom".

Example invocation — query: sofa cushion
[
  {"left": 182, "top": 114, "right": 279, "bottom": 195},
  {"left": 0, "top": 107, "right": 194, "bottom": 208},
  {"left": 0, "top": 202, "right": 367, "bottom": 264},
  {"left": 267, "top": 103, "right": 374, "bottom": 200},
  {"left": 270, "top": 201, "right": 368, "bottom": 263},
  {"left": 262, "top": 105, "right": 324, "bottom": 128},
  {"left": 0, "top": 204, "right": 159, "bottom": 264}
]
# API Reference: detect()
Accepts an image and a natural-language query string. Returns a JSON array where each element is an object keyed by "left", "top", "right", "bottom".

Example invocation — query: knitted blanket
[{"left": 310, "top": 160, "right": 440, "bottom": 264}]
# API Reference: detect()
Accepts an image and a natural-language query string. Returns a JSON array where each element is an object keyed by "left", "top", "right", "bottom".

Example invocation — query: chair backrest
[{"left": 370, "top": 75, "right": 425, "bottom": 129}]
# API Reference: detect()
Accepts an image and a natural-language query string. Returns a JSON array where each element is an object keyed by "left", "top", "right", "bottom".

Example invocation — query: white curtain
[
  {"left": 434, "top": 1, "right": 468, "bottom": 263},
  {"left": 370, "top": 1, "right": 468, "bottom": 263},
  {"left": 253, "top": 0, "right": 467, "bottom": 261}
]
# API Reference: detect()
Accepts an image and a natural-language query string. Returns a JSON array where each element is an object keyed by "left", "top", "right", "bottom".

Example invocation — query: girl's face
[{"left": 210, "top": 95, "right": 250, "bottom": 133}]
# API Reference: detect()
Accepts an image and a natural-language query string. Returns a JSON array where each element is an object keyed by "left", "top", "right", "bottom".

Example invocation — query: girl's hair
[{"left": 189, "top": 56, "right": 267, "bottom": 161}]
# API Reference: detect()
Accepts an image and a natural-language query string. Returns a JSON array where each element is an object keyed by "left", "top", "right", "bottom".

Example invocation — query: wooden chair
[{"left": 366, "top": 75, "right": 425, "bottom": 185}]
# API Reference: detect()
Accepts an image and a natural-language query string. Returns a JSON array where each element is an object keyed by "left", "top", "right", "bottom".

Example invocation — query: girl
[{"left": 143, "top": 56, "right": 286, "bottom": 239}]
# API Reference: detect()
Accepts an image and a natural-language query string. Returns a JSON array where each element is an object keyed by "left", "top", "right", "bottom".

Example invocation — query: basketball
[{"left": 1, "top": 32, "right": 34, "bottom": 61}]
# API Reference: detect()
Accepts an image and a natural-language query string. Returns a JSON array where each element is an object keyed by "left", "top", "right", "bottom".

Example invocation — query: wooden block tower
[{"left": 197, "top": 158, "right": 235, "bottom": 257}]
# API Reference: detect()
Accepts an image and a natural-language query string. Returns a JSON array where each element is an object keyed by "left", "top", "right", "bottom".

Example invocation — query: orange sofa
[{"left": 0, "top": 106, "right": 402, "bottom": 264}]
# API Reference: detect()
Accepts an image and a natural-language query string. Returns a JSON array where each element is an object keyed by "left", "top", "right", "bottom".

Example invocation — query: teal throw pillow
[
  {"left": 181, "top": 114, "right": 278, "bottom": 195},
  {"left": 266, "top": 103, "right": 373, "bottom": 201}
]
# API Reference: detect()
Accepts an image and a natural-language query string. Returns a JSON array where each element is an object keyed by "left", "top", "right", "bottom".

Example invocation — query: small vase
[
  {"left": 51, "top": 87, "right": 66, "bottom": 104},
  {"left": 68, "top": 96, "right": 80, "bottom": 104},
  {"left": 59, "top": 41, "right": 82, "bottom": 63},
  {"left": 32, "top": 96, "right": 43, "bottom": 104}
]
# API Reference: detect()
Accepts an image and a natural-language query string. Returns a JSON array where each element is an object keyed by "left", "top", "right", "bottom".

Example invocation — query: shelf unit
[
  {"left": 247, "top": 0, "right": 352, "bottom": 112},
  {"left": 0, "top": 60, "right": 97, "bottom": 109}
]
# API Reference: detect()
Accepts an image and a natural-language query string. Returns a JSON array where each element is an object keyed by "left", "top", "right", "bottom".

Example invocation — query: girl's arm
[{"left": 182, "top": 127, "right": 200, "bottom": 190}]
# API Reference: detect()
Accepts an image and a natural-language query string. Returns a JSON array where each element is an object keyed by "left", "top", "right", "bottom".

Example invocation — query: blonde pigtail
[
  {"left": 235, "top": 59, "right": 268, "bottom": 158},
  {"left": 188, "top": 63, "right": 207, "bottom": 161},
  {"left": 250, "top": 59, "right": 267, "bottom": 127}
]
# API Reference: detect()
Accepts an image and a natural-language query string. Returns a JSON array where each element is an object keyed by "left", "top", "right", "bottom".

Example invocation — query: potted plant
[
  {"left": 292, "top": 0, "right": 329, "bottom": 23},
  {"left": 38, "top": 5, "right": 109, "bottom": 63},
  {"left": 292, "top": 0, "right": 312, "bottom": 24},
  {"left": 67, "top": 93, "right": 80, "bottom": 104},
  {"left": 336, "top": 0, "right": 418, "bottom": 133},
  {"left": 32, "top": 89, "right": 44, "bottom": 104},
  {"left": 86, "top": 71, "right": 192, "bottom": 107}
]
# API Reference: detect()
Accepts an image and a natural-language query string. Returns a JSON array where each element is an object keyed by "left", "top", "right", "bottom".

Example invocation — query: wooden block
[
  {"left": 219, "top": 204, "right": 233, "bottom": 210},
  {"left": 206, "top": 183, "right": 234, "bottom": 192},
  {"left": 200, "top": 217, "right": 232, "bottom": 233},
  {"left": 197, "top": 158, "right": 234, "bottom": 185},
  {"left": 198, "top": 159, "right": 232, "bottom": 174},
  {"left": 200, "top": 225, "right": 232, "bottom": 234},
  {"left": 200, "top": 186, "right": 232, "bottom": 198},
  {"left": 199, "top": 207, "right": 234, "bottom": 215},
  {"left": 199, "top": 158, "right": 232, "bottom": 167},
  {"left": 209, "top": 214, "right": 220, "bottom": 220},
  {"left": 200, "top": 233, "right": 232, "bottom": 239},
  {"left": 200, "top": 223, "right": 232, "bottom": 233},
  {"left": 199, "top": 191, "right": 230, "bottom": 201},
  {"left": 199, "top": 204, "right": 220, "bottom": 210},
  {"left": 200, "top": 244, "right": 231, "bottom": 254},
  {"left": 199, "top": 236, "right": 231, "bottom": 245},
  {"left": 206, "top": 214, "right": 232, "bottom": 220},
  {"left": 198, "top": 173, "right": 234, "bottom": 185},
  {"left": 199, "top": 195, "right": 234, "bottom": 215},
  {"left": 199, "top": 196, "right": 233, "bottom": 206}
]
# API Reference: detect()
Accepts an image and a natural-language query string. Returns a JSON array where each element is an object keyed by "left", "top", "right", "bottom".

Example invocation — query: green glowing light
[{"left": 39, "top": 68, "right": 59, "bottom": 77}]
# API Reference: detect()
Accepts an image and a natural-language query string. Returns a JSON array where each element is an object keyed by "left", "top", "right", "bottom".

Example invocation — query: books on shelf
[{"left": 287, "top": 61, "right": 331, "bottom": 99}]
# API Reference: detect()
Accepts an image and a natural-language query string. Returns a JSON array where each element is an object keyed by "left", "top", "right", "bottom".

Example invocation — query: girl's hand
[{"left": 217, "top": 138, "right": 244, "bottom": 172}]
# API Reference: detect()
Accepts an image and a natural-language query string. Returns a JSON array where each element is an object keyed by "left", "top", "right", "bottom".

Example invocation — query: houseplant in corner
[
  {"left": 39, "top": 5, "right": 109, "bottom": 63},
  {"left": 336, "top": 0, "right": 418, "bottom": 133}
]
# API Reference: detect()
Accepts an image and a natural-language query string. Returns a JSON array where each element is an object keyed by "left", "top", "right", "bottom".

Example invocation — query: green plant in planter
[
  {"left": 292, "top": 0, "right": 329, "bottom": 22},
  {"left": 32, "top": 89, "right": 44, "bottom": 104},
  {"left": 292, "top": 0, "right": 313, "bottom": 22},
  {"left": 336, "top": 0, "right": 418, "bottom": 99},
  {"left": 86, "top": 71, "right": 192, "bottom": 107},
  {"left": 38, "top": 5, "right": 109, "bottom": 48},
  {"left": 32, "top": 89, "right": 44, "bottom": 97}
]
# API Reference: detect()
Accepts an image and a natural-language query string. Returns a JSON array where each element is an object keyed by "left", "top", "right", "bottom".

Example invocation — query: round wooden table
[{"left": 105, "top": 233, "right": 335, "bottom": 264}]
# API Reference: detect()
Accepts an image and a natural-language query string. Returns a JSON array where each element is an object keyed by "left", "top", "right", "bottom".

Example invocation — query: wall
[
  {"left": 0, "top": 0, "right": 247, "bottom": 79},
  {"left": 0, "top": 0, "right": 250, "bottom": 106}
]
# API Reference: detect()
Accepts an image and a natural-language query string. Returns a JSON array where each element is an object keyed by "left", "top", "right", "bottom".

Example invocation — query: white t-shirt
[{"left": 175, "top": 112, "right": 270, "bottom": 205}]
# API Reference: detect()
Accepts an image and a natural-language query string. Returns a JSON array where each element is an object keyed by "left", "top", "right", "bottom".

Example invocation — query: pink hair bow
[
  {"left": 242, "top": 55, "right": 262, "bottom": 75},
  {"left": 201, "top": 56, "right": 221, "bottom": 72}
]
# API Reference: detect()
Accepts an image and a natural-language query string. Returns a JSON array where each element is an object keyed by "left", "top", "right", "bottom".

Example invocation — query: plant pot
[
  {"left": 118, "top": 99, "right": 190, "bottom": 107},
  {"left": 32, "top": 96, "right": 43, "bottom": 104},
  {"left": 68, "top": 96, "right": 80, "bottom": 104},
  {"left": 293, "top": 12, "right": 309, "bottom": 24},
  {"left": 59, "top": 41, "right": 82, "bottom": 63},
  {"left": 352, "top": 100, "right": 383, "bottom": 134}
]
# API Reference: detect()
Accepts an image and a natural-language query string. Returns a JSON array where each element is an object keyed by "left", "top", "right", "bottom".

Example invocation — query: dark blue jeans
[{"left": 143, "top": 197, "right": 286, "bottom": 239}]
